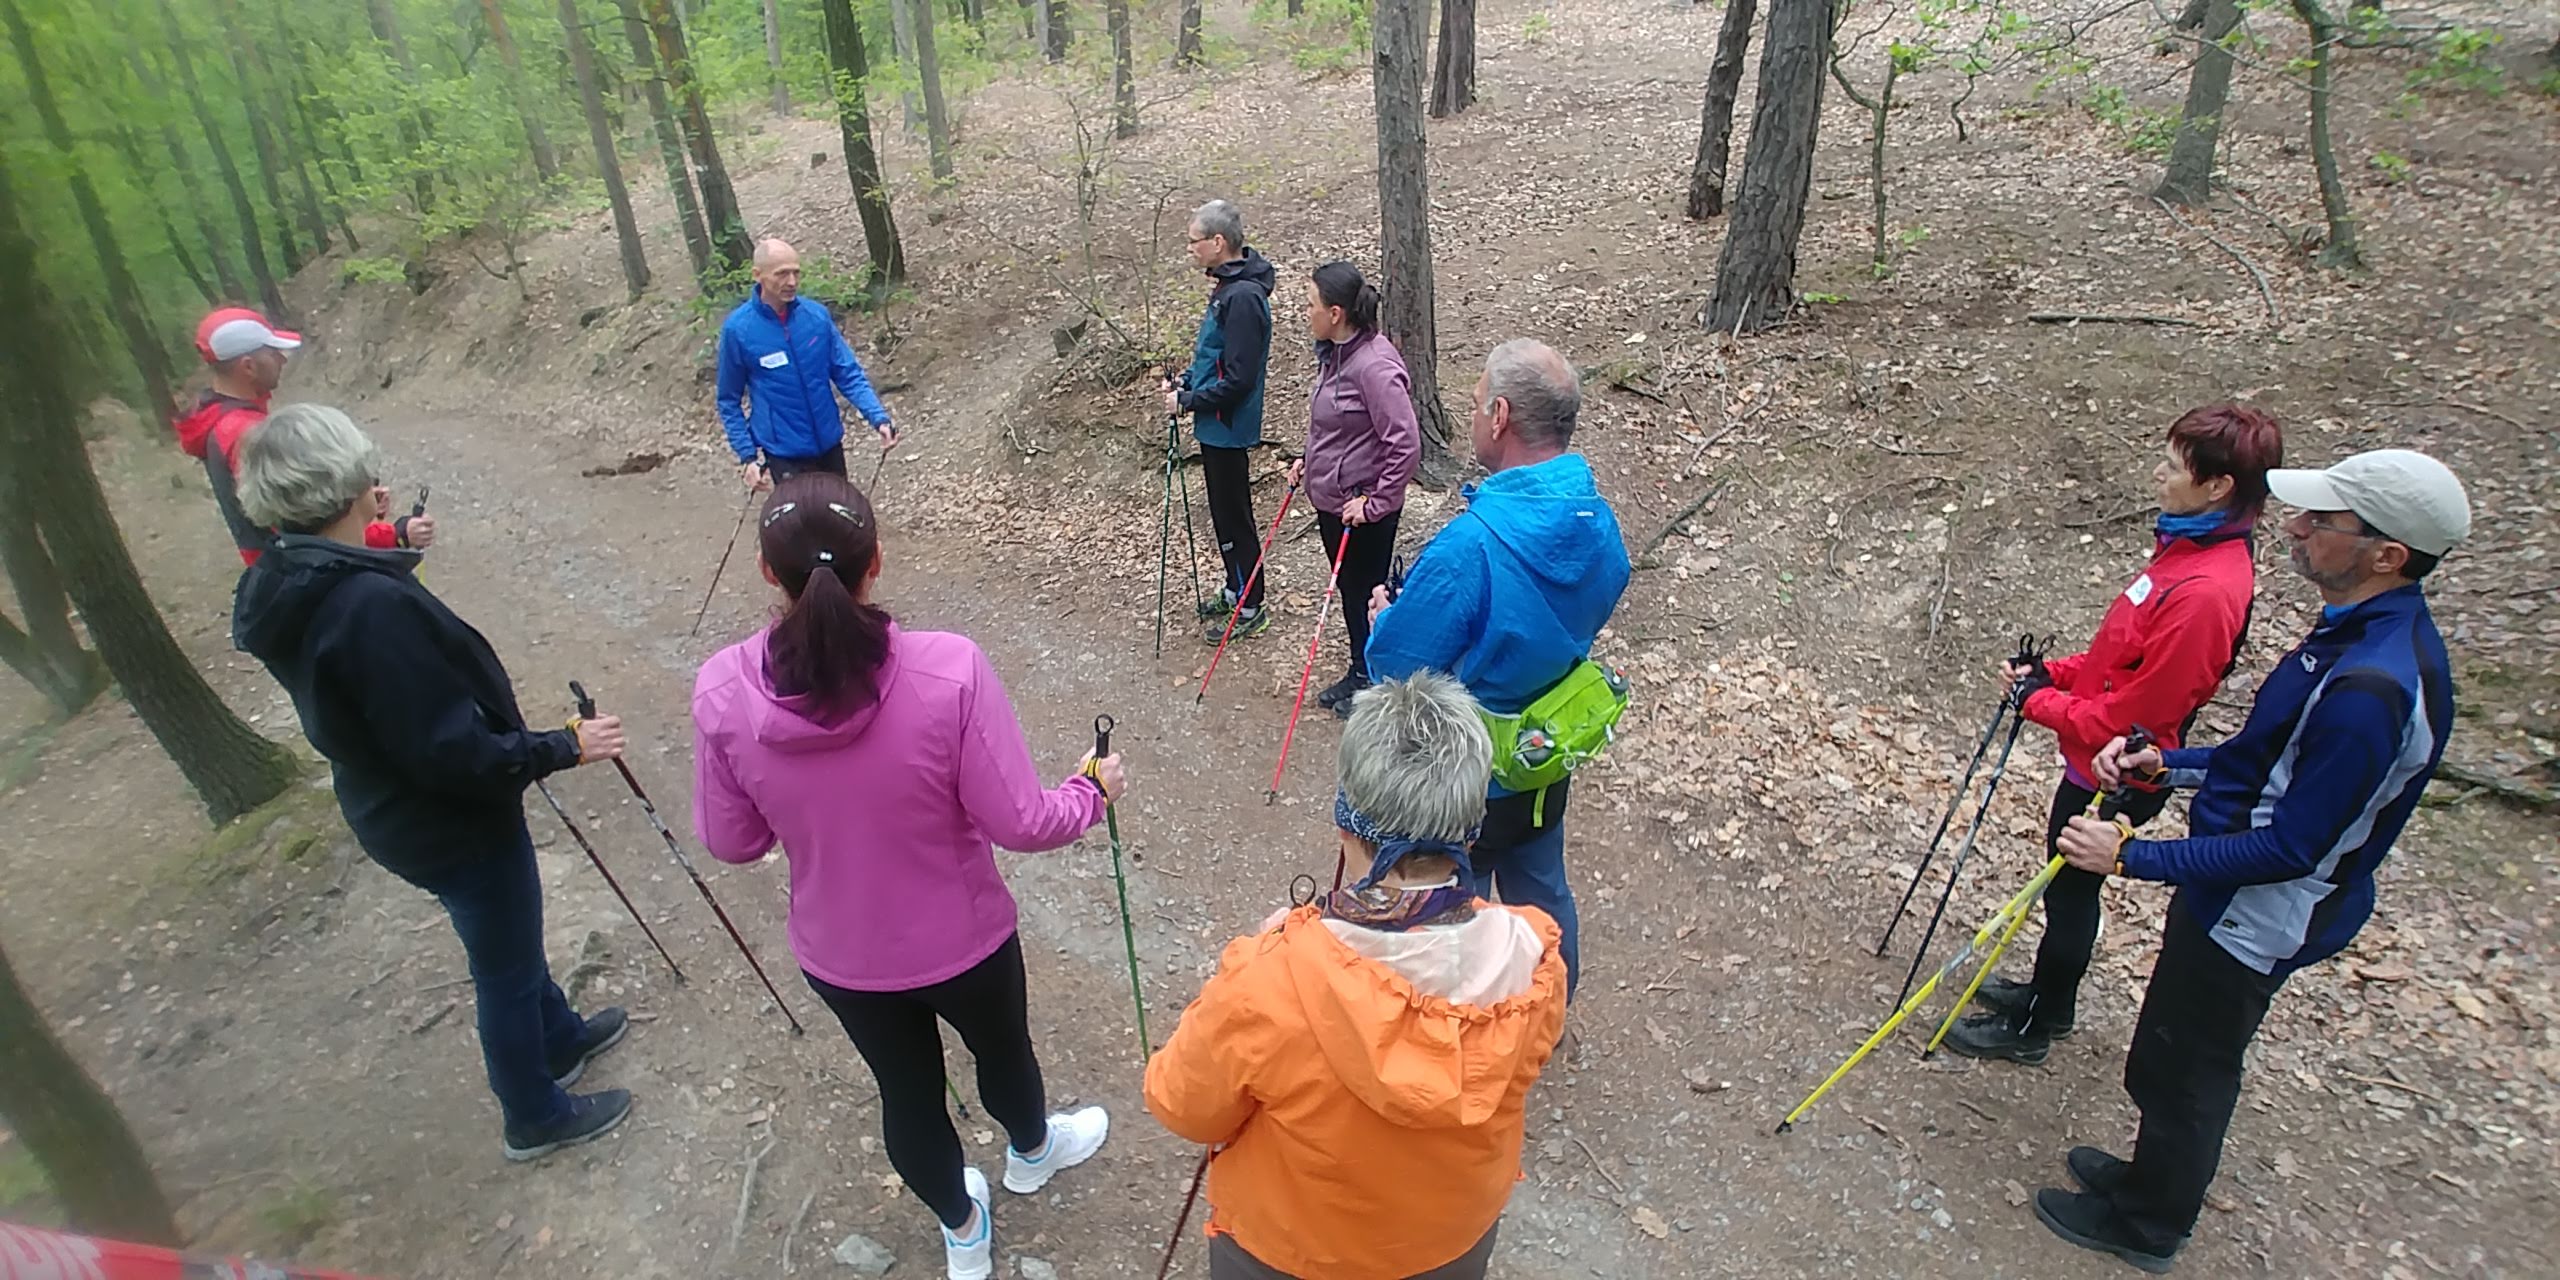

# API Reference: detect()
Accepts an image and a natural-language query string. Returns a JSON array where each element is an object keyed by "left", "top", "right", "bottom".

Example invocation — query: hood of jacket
[
  {"left": 173, "top": 390, "right": 264, "bottom": 461},
  {"left": 717, "top": 627, "right": 902, "bottom": 753},
  {"left": 1209, "top": 247, "right": 1276, "bottom": 296},
  {"left": 232, "top": 534, "right": 420, "bottom": 660},
  {"left": 1465, "top": 452, "right": 1629, "bottom": 655}
]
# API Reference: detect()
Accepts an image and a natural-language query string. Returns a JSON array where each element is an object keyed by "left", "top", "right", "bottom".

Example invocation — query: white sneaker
[
  {"left": 1002, "top": 1106, "right": 1110, "bottom": 1194},
  {"left": 941, "top": 1167, "right": 992, "bottom": 1280}
]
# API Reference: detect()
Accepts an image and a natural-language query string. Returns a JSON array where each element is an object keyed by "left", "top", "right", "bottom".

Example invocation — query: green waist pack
[{"left": 1483, "top": 659, "right": 1631, "bottom": 823}]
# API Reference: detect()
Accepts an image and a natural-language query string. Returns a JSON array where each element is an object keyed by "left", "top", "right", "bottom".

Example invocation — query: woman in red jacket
[{"left": 1946, "top": 404, "right": 2281, "bottom": 1064}]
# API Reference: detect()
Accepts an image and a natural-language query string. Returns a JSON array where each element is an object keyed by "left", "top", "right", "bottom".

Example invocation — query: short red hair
[{"left": 2168, "top": 404, "right": 2283, "bottom": 521}]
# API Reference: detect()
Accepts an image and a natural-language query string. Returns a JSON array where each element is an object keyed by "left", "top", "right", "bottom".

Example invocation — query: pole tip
[
  {"left": 672, "top": 972, "right": 690, "bottom": 986},
  {"left": 789, "top": 1023, "right": 807, "bottom": 1037},
  {"left": 1773, "top": 1121, "right": 1793, "bottom": 1136},
  {"left": 1264, "top": 790, "right": 1277, "bottom": 805},
  {"left": 1919, "top": 1049, "right": 1937, "bottom": 1061}
]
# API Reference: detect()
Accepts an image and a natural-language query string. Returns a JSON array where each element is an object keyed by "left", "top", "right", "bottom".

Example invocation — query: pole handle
[
  {"left": 570, "top": 680, "right": 597, "bottom": 721},
  {"left": 1094, "top": 714, "right": 1114, "bottom": 760},
  {"left": 411, "top": 483, "right": 430, "bottom": 519}
]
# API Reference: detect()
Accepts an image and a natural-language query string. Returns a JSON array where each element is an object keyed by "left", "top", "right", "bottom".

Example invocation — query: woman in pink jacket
[
  {"left": 691, "top": 473, "right": 1127, "bottom": 1280},
  {"left": 1289, "top": 261, "right": 1421, "bottom": 718}
]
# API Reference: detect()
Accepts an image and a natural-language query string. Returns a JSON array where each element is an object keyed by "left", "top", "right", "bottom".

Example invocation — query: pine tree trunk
[
  {"left": 210, "top": 0, "right": 304, "bottom": 273},
  {"left": 1373, "top": 0, "right": 1454, "bottom": 472},
  {"left": 2290, "top": 0, "right": 2361, "bottom": 270},
  {"left": 154, "top": 2, "right": 288, "bottom": 318},
  {"left": 644, "top": 0, "right": 754, "bottom": 275},
  {"left": 365, "top": 0, "right": 439, "bottom": 214},
  {"left": 0, "top": 936, "right": 180, "bottom": 1246},
  {"left": 1109, "top": 0, "right": 1138, "bottom": 137},
  {"left": 616, "top": 0, "right": 714, "bottom": 284},
  {"left": 267, "top": 0, "right": 361, "bottom": 251},
  {"left": 1429, "top": 0, "right": 1475, "bottom": 117},
  {"left": 2156, "top": 0, "right": 2239, "bottom": 206},
  {"left": 0, "top": 158, "right": 302, "bottom": 824},
  {"left": 559, "top": 0, "right": 650, "bottom": 298},
  {"left": 912, "top": 0, "right": 954, "bottom": 181},
  {"left": 1044, "top": 0, "right": 1069, "bottom": 60},
  {"left": 2, "top": 0, "right": 182, "bottom": 424},
  {"left": 762, "top": 0, "right": 792, "bottom": 114},
  {"left": 821, "top": 0, "right": 906, "bottom": 286},
  {"left": 130, "top": 50, "right": 251, "bottom": 304},
  {"left": 1685, "top": 0, "right": 1757, "bottom": 219},
  {"left": 1177, "top": 0, "right": 1203, "bottom": 67},
  {"left": 1703, "top": 0, "right": 1828, "bottom": 334},
  {"left": 0, "top": 481, "right": 106, "bottom": 722},
  {"left": 481, "top": 0, "right": 563, "bottom": 180}
]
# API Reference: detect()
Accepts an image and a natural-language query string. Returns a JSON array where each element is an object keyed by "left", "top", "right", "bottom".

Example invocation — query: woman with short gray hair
[{"left": 231, "top": 404, "right": 639, "bottom": 1163}]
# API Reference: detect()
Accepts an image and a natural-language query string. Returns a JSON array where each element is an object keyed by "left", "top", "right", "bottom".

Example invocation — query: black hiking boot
[
  {"left": 1972, "top": 976, "right": 2076, "bottom": 1038},
  {"left": 1316, "top": 672, "right": 1369, "bottom": 716},
  {"left": 550, "top": 1006, "right": 629, "bottom": 1088},
  {"left": 2032, "top": 1188, "right": 2184, "bottom": 1274},
  {"left": 2067, "top": 1145, "right": 2133, "bottom": 1198},
  {"left": 1941, "top": 1007, "right": 2057, "bottom": 1065},
  {"left": 503, "top": 1088, "right": 634, "bottom": 1163}
]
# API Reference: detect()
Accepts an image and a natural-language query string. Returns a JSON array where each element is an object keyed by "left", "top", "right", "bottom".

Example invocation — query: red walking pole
[
  {"left": 1196, "top": 485, "right": 1297, "bottom": 703},
  {"left": 1265, "top": 524, "right": 1356, "bottom": 803}
]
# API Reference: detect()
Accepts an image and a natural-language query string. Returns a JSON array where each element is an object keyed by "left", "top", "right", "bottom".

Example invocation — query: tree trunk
[
  {"left": 2290, "top": 0, "right": 2361, "bottom": 270},
  {"left": 0, "top": 936, "right": 180, "bottom": 1246},
  {"left": 890, "top": 0, "right": 921, "bottom": 133},
  {"left": 559, "top": 0, "right": 649, "bottom": 298},
  {"left": 1109, "top": 0, "right": 1138, "bottom": 137},
  {"left": 1429, "top": 0, "right": 1475, "bottom": 117},
  {"left": 267, "top": 0, "right": 361, "bottom": 250},
  {"left": 364, "top": 0, "right": 439, "bottom": 214},
  {"left": 961, "top": 0, "right": 982, "bottom": 27},
  {"left": 1, "top": 0, "right": 182, "bottom": 425},
  {"left": 129, "top": 50, "right": 250, "bottom": 304},
  {"left": 1372, "top": 0, "right": 1454, "bottom": 471},
  {"left": 0, "top": 483, "right": 106, "bottom": 722},
  {"left": 761, "top": 0, "right": 792, "bottom": 115},
  {"left": 1177, "top": 0, "right": 1203, "bottom": 67},
  {"left": 1828, "top": 56, "right": 1897, "bottom": 271},
  {"left": 1044, "top": 0, "right": 1069, "bottom": 60},
  {"left": 2155, "top": 0, "right": 2239, "bottom": 206},
  {"left": 0, "top": 156, "right": 303, "bottom": 824},
  {"left": 615, "top": 0, "right": 714, "bottom": 284},
  {"left": 481, "top": 0, "right": 563, "bottom": 180},
  {"left": 2174, "top": 0, "right": 2210, "bottom": 27},
  {"left": 91, "top": 107, "right": 222, "bottom": 307},
  {"left": 1703, "top": 0, "right": 1829, "bottom": 334},
  {"left": 1685, "top": 0, "right": 1757, "bottom": 219},
  {"left": 911, "top": 0, "right": 954, "bottom": 181},
  {"left": 155, "top": 0, "right": 288, "bottom": 319},
  {"left": 210, "top": 2, "right": 304, "bottom": 274},
  {"left": 644, "top": 0, "right": 754, "bottom": 276},
  {"left": 1020, "top": 0, "right": 1038, "bottom": 43},
  {"left": 821, "top": 0, "right": 906, "bottom": 286}
]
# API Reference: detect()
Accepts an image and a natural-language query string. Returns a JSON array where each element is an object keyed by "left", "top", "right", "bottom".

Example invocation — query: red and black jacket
[{"left": 173, "top": 392, "right": 400, "bottom": 565}]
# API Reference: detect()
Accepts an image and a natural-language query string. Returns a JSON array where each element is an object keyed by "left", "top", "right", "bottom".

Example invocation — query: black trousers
[
  {"left": 1209, "top": 1221, "right": 1500, "bottom": 1278},
  {"left": 2113, "top": 895, "right": 2284, "bottom": 1248},
  {"left": 2025, "top": 776, "right": 2172, "bottom": 1027},
  {"left": 805, "top": 935, "right": 1049, "bottom": 1229},
  {"left": 767, "top": 441, "right": 848, "bottom": 481},
  {"left": 1316, "top": 508, "right": 1400, "bottom": 680},
  {"left": 1199, "top": 445, "right": 1264, "bottom": 611}
]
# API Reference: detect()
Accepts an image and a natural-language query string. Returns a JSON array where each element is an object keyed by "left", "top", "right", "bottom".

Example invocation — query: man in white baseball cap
[{"left": 2025, "top": 446, "right": 2468, "bottom": 1273}]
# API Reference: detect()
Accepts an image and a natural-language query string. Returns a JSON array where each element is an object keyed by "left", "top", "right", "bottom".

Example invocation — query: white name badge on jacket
[
  {"left": 2124, "top": 573, "right": 2156, "bottom": 606},
  {"left": 759, "top": 350, "right": 791, "bottom": 369}
]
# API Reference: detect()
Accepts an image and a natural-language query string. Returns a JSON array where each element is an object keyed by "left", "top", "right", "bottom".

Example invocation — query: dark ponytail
[
  {"left": 1313, "top": 260, "right": 1382, "bottom": 334},
  {"left": 758, "top": 473, "right": 891, "bottom": 716}
]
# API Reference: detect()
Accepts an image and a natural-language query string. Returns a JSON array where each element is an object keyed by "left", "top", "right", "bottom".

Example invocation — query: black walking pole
[
  {"left": 1889, "top": 639, "right": 2050, "bottom": 1010},
  {"left": 1873, "top": 633, "right": 2047, "bottom": 958},
  {"left": 690, "top": 487, "right": 760, "bottom": 639},
  {"left": 533, "top": 778, "right": 688, "bottom": 983},
  {"left": 572, "top": 681, "right": 805, "bottom": 1036}
]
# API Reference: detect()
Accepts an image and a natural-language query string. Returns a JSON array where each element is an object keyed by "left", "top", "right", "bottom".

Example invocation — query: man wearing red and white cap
[{"left": 174, "top": 309, "right": 436, "bottom": 565}]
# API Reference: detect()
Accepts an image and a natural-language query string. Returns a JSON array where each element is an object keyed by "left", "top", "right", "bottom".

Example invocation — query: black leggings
[
  {"left": 1199, "top": 445, "right": 1265, "bottom": 610},
  {"left": 806, "top": 935, "right": 1048, "bottom": 1228},
  {"left": 2027, "top": 776, "right": 2173, "bottom": 1025},
  {"left": 1318, "top": 508, "right": 1400, "bottom": 680}
]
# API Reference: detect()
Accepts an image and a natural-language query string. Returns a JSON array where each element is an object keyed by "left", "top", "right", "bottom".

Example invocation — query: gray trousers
[{"left": 1208, "top": 1221, "right": 1500, "bottom": 1279}]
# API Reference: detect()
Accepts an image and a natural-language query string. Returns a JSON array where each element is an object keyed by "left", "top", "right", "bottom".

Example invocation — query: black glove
[{"left": 2010, "top": 654, "right": 2053, "bottom": 703}]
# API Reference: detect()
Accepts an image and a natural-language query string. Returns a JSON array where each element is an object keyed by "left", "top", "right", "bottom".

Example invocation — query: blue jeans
[
  {"left": 401, "top": 826, "right": 586, "bottom": 1133},
  {"left": 1477, "top": 778, "right": 1578, "bottom": 997}
]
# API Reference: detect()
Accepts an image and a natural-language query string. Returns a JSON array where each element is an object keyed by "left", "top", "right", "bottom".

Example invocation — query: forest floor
[{"left": 3, "top": 0, "right": 2555, "bottom": 1276}]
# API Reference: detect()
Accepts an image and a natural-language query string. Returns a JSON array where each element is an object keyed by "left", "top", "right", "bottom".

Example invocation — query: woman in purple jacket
[
  {"left": 1290, "top": 261, "right": 1422, "bottom": 718},
  {"left": 690, "top": 473, "right": 1128, "bottom": 1280}
]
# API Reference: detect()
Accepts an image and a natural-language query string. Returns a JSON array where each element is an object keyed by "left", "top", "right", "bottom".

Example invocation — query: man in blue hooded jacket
[
  {"left": 1364, "top": 338, "right": 1631, "bottom": 995},
  {"left": 1162, "top": 199, "right": 1278, "bottom": 639},
  {"left": 716, "top": 239, "right": 899, "bottom": 490}
]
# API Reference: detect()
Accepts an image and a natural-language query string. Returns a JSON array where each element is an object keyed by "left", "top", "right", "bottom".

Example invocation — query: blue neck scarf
[
  {"left": 2155, "top": 508, "right": 2242, "bottom": 543},
  {"left": 1332, "top": 789, "right": 1480, "bottom": 897}
]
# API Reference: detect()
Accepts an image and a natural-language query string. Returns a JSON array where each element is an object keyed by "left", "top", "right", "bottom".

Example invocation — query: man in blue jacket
[
  {"left": 1162, "top": 199, "right": 1277, "bottom": 639},
  {"left": 2032, "top": 448, "right": 2470, "bottom": 1273},
  {"left": 717, "top": 239, "right": 899, "bottom": 490},
  {"left": 1364, "top": 338, "right": 1631, "bottom": 996}
]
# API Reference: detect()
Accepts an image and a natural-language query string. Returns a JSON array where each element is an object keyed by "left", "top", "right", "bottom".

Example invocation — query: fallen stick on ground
[
  {"left": 2027, "top": 311, "right": 2201, "bottom": 327},
  {"left": 780, "top": 1189, "right": 816, "bottom": 1273},
  {"left": 727, "top": 1138, "right": 777, "bottom": 1257}
]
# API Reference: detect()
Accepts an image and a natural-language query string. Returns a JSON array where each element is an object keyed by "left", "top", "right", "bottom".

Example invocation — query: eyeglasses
[
  {"left": 1187, "top": 235, "right": 1216, "bottom": 247},
  {"left": 2299, "top": 511, "right": 2378, "bottom": 540}
]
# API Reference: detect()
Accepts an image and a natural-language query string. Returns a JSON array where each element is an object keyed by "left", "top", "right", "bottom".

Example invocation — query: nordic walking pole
[
  {"left": 1155, "top": 1147, "right": 1214, "bottom": 1280},
  {"left": 1153, "top": 409, "right": 1207, "bottom": 657},
  {"left": 1875, "top": 632, "right": 2048, "bottom": 957},
  {"left": 572, "top": 681, "right": 805, "bottom": 1036},
  {"left": 1266, "top": 525, "right": 1357, "bottom": 804},
  {"left": 1921, "top": 857, "right": 2063, "bottom": 1058},
  {"left": 534, "top": 778, "right": 688, "bottom": 983},
  {"left": 1892, "top": 704, "right": 2032, "bottom": 1009},
  {"left": 1083, "top": 715, "right": 1150, "bottom": 1057},
  {"left": 689, "top": 487, "right": 760, "bottom": 638},
  {"left": 1197, "top": 484, "right": 1298, "bottom": 702},
  {"left": 1776, "top": 856, "right": 2067, "bottom": 1134}
]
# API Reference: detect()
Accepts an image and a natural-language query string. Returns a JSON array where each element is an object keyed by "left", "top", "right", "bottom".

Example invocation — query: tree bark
[
  {"left": 761, "top": 0, "right": 792, "bottom": 115},
  {"left": 911, "top": 0, "right": 954, "bottom": 181},
  {"left": 1373, "top": 0, "right": 1454, "bottom": 471},
  {"left": 1, "top": 0, "right": 183, "bottom": 425},
  {"left": 961, "top": 0, "right": 983, "bottom": 27},
  {"left": 2289, "top": 0, "right": 2361, "bottom": 270},
  {"left": 559, "top": 0, "right": 649, "bottom": 298},
  {"left": 0, "top": 480, "right": 106, "bottom": 722},
  {"left": 1109, "top": 0, "right": 1138, "bottom": 137},
  {"left": 0, "top": 154, "right": 303, "bottom": 824},
  {"left": 156, "top": 0, "right": 288, "bottom": 318},
  {"left": 0, "top": 936, "right": 179, "bottom": 1246},
  {"left": 2155, "top": 0, "right": 2240, "bottom": 206},
  {"left": 644, "top": 0, "right": 755, "bottom": 276},
  {"left": 1703, "top": 0, "right": 1829, "bottom": 334},
  {"left": 1685, "top": 0, "right": 1757, "bottom": 219},
  {"left": 821, "top": 0, "right": 906, "bottom": 286},
  {"left": 1429, "top": 0, "right": 1476, "bottom": 117},
  {"left": 1044, "top": 0, "right": 1070, "bottom": 60},
  {"left": 128, "top": 49, "right": 250, "bottom": 303},
  {"left": 1177, "top": 0, "right": 1204, "bottom": 67},
  {"left": 481, "top": 0, "right": 563, "bottom": 180},
  {"left": 615, "top": 0, "right": 714, "bottom": 284}
]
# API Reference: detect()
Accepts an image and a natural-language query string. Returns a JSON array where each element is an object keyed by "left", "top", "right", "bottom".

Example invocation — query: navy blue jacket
[
  {"left": 716, "top": 293, "right": 890, "bottom": 463},
  {"left": 1177, "top": 250, "right": 1275, "bottom": 449},
  {"left": 2124, "top": 584, "right": 2453, "bottom": 976}
]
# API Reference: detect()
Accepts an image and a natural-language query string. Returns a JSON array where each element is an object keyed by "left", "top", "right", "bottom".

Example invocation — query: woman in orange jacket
[{"left": 1144, "top": 672, "right": 1568, "bottom": 1279}]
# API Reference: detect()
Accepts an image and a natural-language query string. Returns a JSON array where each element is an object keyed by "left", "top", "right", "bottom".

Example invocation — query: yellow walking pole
[
  {"left": 1922, "top": 855, "right": 2067, "bottom": 1056},
  {"left": 1775, "top": 855, "right": 2066, "bottom": 1134}
]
